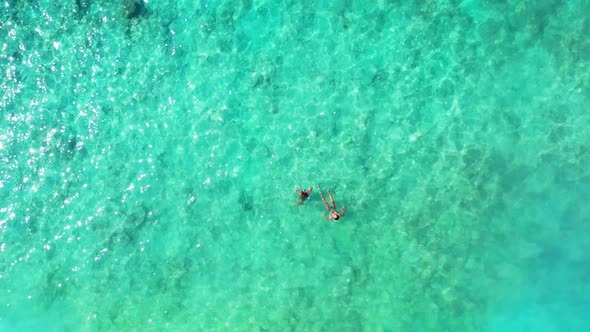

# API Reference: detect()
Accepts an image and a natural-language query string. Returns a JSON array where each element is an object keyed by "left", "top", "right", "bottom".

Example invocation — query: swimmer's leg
[
  {"left": 328, "top": 190, "right": 336, "bottom": 209},
  {"left": 319, "top": 191, "right": 331, "bottom": 212}
]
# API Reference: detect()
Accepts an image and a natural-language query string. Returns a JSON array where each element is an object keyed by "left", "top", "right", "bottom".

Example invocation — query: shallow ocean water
[{"left": 1, "top": 0, "right": 589, "bottom": 331}]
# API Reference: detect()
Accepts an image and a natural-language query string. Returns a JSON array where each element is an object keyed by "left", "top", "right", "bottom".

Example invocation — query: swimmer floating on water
[
  {"left": 294, "top": 185, "right": 313, "bottom": 206},
  {"left": 319, "top": 188, "right": 345, "bottom": 221}
]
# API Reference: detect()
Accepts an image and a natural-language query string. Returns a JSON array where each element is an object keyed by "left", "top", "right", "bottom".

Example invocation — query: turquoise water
[{"left": 1, "top": 0, "right": 590, "bottom": 330}]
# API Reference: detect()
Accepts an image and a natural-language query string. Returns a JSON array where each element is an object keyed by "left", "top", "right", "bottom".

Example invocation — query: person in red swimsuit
[
  {"left": 294, "top": 186, "right": 313, "bottom": 206},
  {"left": 319, "top": 189, "right": 345, "bottom": 221}
]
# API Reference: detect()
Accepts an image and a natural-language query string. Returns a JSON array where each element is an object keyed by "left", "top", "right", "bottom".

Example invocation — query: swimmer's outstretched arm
[
  {"left": 340, "top": 207, "right": 345, "bottom": 216},
  {"left": 296, "top": 185, "right": 303, "bottom": 195},
  {"left": 297, "top": 186, "right": 312, "bottom": 196}
]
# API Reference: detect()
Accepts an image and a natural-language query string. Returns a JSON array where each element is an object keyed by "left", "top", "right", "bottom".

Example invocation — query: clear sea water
[{"left": 1, "top": 0, "right": 589, "bottom": 331}]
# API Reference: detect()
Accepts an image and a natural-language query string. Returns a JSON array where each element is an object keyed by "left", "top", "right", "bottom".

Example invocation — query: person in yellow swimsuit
[{"left": 319, "top": 189, "right": 345, "bottom": 221}]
